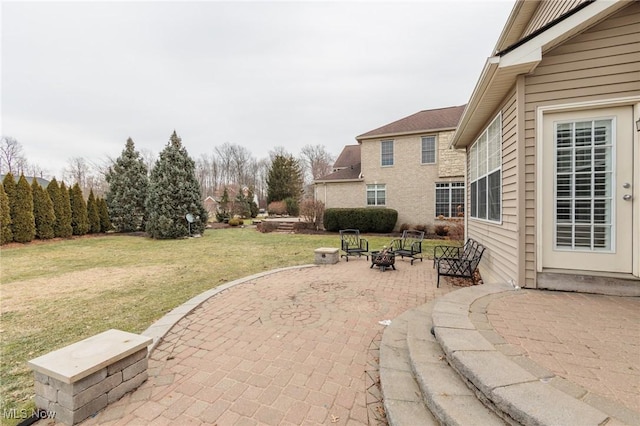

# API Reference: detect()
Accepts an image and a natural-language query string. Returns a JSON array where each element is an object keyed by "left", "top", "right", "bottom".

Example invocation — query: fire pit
[{"left": 370, "top": 250, "right": 396, "bottom": 271}]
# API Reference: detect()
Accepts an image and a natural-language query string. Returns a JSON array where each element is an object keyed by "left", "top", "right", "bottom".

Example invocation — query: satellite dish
[{"left": 185, "top": 214, "right": 194, "bottom": 223}]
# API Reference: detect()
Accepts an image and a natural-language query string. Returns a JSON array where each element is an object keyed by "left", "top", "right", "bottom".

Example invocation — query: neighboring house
[
  {"left": 0, "top": 174, "right": 50, "bottom": 188},
  {"left": 315, "top": 105, "right": 466, "bottom": 230},
  {"left": 451, "top": 0, "right": 640, "bottom": 295}
]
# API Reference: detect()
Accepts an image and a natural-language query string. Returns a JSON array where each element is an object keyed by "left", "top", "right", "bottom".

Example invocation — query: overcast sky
[{"left": 2, "top": 0, "right": 514, "bottom": 179}]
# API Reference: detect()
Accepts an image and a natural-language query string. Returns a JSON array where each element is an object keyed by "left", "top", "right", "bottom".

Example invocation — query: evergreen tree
[
  {"left": 97, "top": 197, "right": 112, "bottom": 233},
  {"left": 105, "top": 138, "right": 149, "bottom": 232},
  {"left": 145, "top": 131, "right": 208, "bottom": 239},
  {"left": 12, "top": 175, "right": 35, "bottom": 243},
  {"left": 50, "top": 180, "right": 73, "bottom": 238},
  {"left": 266, "top": 154, "right": 303, "bottom": 204},
  {"left": 0, "top": 183, "right": 12, "bottom": 244},
  {"left": 69, "top": 183, "right": 89, "bottom": 235},
  {"left": 32, "top": 178, "right": 55, "bottom": 240},
  {"left": 86, "top": 189, "right": 101, "bottom": 234},
  {"left": 3, "top": 172, "right": 17, "bottom": 238}
]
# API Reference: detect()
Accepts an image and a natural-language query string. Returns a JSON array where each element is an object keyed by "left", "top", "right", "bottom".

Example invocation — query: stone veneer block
[
  {"left": 28, "top": 329, "right": 152, "bottom": 425},
  {"left": 28, "top": 329, "right": 151, "bottom": 384},
  {"left": 314, "top": 247, "right": 339, "bottom": 264}
]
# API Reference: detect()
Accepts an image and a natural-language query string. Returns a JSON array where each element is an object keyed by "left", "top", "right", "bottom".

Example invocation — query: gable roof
[
  {"left": 315, "top": 145, "right": 362, "bottom": 182},
  {"left": 356, "top": 105, "right": 466, "bottom": 141},
  {"left": 1, "top": 174, "right": 50, "bottom": 188},
  {"left": 315, "top": 163, "right": 362, "bottom": 182},
  {"left": 332, "top": 145, "right": 360, "bottom": 170},
  {"left": 452, "top": 0, "right": 630, "bottom": 148}
]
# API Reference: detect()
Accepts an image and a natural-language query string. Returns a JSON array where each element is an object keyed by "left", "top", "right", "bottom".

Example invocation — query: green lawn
[{"left": 0, "top": 228, "right": 458, "bottom": 424}]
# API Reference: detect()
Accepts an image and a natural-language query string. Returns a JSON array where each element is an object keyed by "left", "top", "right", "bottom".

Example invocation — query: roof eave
[
  {"left": 451, "top": 0, "right": 629, "bottom": 149},
  {"left": 314, "top": 178, "right": 363, "bottom": 184},
  {"left": 357, "top": 126, "right": 458, "bottom": 142}
]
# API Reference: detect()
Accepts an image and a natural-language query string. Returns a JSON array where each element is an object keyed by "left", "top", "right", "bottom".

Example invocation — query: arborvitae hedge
[
  {"left": 50, "top": 180, "right": 73, "bottom": 238},
  {"left": 12, "top": 175, "right": 36, "bottom": 243},
  {"left": 323, "top": 208, "right": 398, "bottom": 233},
  {"left": 97, "top": 197, "right": 111, "bottom": 233},
  {"left": 3, "top": 173, "right": 17, "bottom": 239},
  {"left": 87, "top": 189, "right": 101, "bottom": 234},
  {"left": 0, "top": 183, "right": 12, "bottom": 244},
  {"left": 32, "top": 178, "right": 55, "bottom": 240},
  {"left": 69, "top": 183, "right": 89, "bottom": 236}
]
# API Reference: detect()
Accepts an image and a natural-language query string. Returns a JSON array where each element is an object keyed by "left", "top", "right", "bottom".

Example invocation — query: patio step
[
  {"left": 382, "top": 284, "right": 627, "bottom": 426},
  {"left": 380, "top": 301, "right": 505, "bottom": 426},
  {"left": 273, "top": 222, "right": 295, "bottom": 234}
]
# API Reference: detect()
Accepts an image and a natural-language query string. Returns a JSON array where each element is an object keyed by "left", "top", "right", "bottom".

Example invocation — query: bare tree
[
  {"left": 299, "top": 144, "right": 334, "bottom": 184},
  {"left": 0, "top": 136, "right": 27, "bottom": 175}
]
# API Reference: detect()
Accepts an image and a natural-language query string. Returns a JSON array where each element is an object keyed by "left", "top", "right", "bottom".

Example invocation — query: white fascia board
[{"left": 499, "top": 0, "right": 626, "bottom": 69}]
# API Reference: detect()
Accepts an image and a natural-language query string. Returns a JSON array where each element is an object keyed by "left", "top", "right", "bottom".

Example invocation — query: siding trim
[{"left": 535, "top": 95, "right": 640, "bottom": 273}]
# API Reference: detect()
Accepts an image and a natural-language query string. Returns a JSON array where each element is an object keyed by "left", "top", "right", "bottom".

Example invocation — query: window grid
[
  {"left": 435, "top": 182, "right": 465, "bottom": 218},
  {"left": 469, "top": 115, "right": 501, "bottom": 222},
  {"left": 367, "top": 184, "right": 386, "bottom": 206},
  {"left": 381, "top": 140, "right": 394, "bottom": 166},
  {"left": 421, "top": 136, "right": 436, "bottom": 164},
  {"left": 554, "top": 119, "right": 613, "bottom": 251}
]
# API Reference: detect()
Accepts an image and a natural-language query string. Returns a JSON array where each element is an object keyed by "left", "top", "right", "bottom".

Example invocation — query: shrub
[
  {"left": 434, "top": 224, "right": 449, "bottom": 236},
  {"left": 300, "top": 199, "right": 325, "bottom": 230},
  {"left": 228, "top": 218, "right": 241, "bottom": 226},
  {"left": 415, "top": 224, "right": 428, "bottom": 233},
  {"left": 283, "top": 197, "right": 299, "bottom": 216},
  {"left": 399, "top": 223, "right": 411, "bottom": 232},
  {"left": 267, "top": 201, "right": 286, "bottom": 215},
  {"left": 323, "top": 208, "right": 397, "bottom": 233}
]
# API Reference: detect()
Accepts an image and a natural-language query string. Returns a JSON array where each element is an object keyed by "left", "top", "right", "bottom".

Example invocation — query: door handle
[{"left": 623, "top": 194, "right": 632, "bottom": 201}]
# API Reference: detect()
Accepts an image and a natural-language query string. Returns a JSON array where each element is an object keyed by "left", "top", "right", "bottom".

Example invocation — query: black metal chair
[
  {"left": 339, "top": 229, "right": 369, "bottom": 261},
  {"left": 389, "top": 230, "right": 424, "bottom": 265},
  {"left": 435, "top": 239, "right": 485, "bottom": 287}
]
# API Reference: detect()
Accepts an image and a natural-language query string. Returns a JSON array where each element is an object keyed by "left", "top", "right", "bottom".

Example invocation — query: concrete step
[
  {"left": 380, "top": 301, "right": 506, "bottom": 426},
  {"left": 273, "top": 222, "right": 295, "bottom": 234},
  {"left": 380, "top": 309, "right": 438, "bottom": 426}
]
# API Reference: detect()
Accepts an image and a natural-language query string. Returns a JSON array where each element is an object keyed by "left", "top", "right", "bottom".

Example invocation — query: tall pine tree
[
  {"left": 0, "top": 183, "right": 12, "bottom": 244},
  {"left": 87, "top": 189, "right": 101, "bottom": 234},
  {"left": 266, "top": 155, "right": 303, "bottom": 203},
  {"left": 69, "top": 183, "right": 89, "bottom": 235},
  {"left": 13, "top": 175, "right": 35, "bottom": 243},
  {"left": 105, "top": 138, "right": 149, "bottom": 232},
  {"left": 145, "top": 131, "right": 208, "bottom": 239},
  {"left": 48, "top": 179, "right": 73, "bottom": 238},
  {"left": 32, "top": 178, "right": 55, "bottom": 240}
]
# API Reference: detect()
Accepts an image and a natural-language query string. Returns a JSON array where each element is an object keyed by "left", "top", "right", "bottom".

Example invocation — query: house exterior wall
[
  {"left": 523, "top": 3, "right": 640, "bottom": 287},
  {"left": 522, "top": 0, "right": 590, "bottom": 38},
  {"left": 314, "top": 181, "right": 364, "bottom": 209},
  {"left": 361, "top": 130, "right": 465, "bottom": 231},
  {"left": 467, "top": 89, "right": 521, "bottom": 285}
]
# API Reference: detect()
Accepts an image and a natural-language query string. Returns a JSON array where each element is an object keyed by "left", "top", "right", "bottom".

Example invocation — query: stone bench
[
  {"left": 314, "top": 247, "right": 339, "bottom": 264},
  {"left": 28, "top": 329, "right": 152, "bottom": 425}
]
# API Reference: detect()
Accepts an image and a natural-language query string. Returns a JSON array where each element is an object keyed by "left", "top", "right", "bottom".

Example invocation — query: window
[
  {"left": 435, "top": 182, "right": 465, "bottom": 217},
  {"left": 421, "top": 136, "right": 436, "bottom": 164},
  {"left": 470, "top": 115, "right": 501, "bottom": 222},
  {"left": 367, "top": 184, "right": 386, "bottom": 206},
  {"left": 555, "top": 119, "right": 613, "bottom": 251},
  {"left": 381, "top": 140, "right": 394, "bottom": 166}
]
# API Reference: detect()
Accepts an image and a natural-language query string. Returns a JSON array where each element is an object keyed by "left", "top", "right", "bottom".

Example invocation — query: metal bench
[
  {"left": 339, "top": 229, "right": 369, "bottom": 261},
  {"left": 434, "top": 238, "right": 485, "bottom": 287},
  {"left": 389, "top": 230, "right": 424, "bottom": 265}
]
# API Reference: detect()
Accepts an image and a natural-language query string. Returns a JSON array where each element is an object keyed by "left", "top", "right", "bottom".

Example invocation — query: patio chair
[
  {"left": 389, "top": 230, "right": 424, "bottom": 265},
  {"left": 339, "top": 229, "right": 369, "bottom": 261}
]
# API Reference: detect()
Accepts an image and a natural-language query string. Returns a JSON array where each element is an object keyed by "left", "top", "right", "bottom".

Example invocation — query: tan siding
[
  {"left": 467, "top": 89, "right": 519, "bottom": 285},
  {"left": 523, "top": 0, "right": 589, "bottom": 38},
  {"left": 314, "top": 181, "right": 364, "bottom": 209},
  {"left": 360, "top": 130, "right": 465, "bottom": 231},
  {"left": 523, "top": 2, "right": 640, "bottom": 287}
]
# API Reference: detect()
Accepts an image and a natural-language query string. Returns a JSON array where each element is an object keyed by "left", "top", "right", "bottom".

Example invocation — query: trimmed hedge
[{"left": 323, "top": 208, "right": 397, "bottom": 233}]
